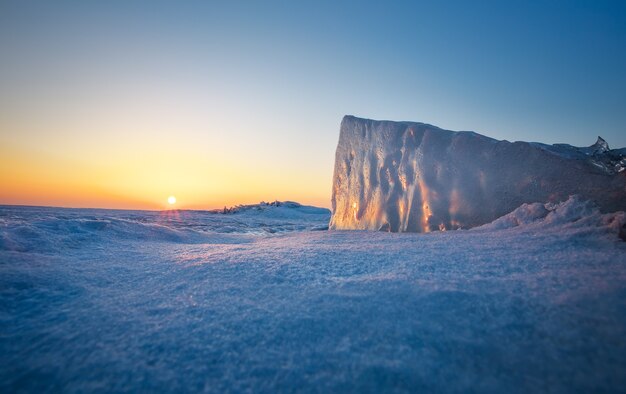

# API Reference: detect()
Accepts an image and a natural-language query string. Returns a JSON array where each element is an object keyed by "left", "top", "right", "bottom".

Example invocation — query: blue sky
[{"left": 1, "top": 1, "right": 625, "bottom": 208}]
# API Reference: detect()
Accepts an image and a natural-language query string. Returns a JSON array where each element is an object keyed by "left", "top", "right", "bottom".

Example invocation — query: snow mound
[
  {"left": 213, "top": 200, "right": 330, "bottom": 219},
  {"left": 476, "top": 195, "right": 626, "bottom": 239},
  {"left": 330, "top": 116, "right": 626, "bottom": 232}
]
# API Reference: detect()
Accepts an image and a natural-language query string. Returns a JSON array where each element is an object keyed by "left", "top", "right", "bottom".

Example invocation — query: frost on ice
[{"left": 329, "top": 115, "right": 626, "bottom": 232}]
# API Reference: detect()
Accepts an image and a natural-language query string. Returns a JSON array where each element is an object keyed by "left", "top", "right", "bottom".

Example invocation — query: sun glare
[{"left": 167, "top": 195, "right": 176, "bottom": 205}]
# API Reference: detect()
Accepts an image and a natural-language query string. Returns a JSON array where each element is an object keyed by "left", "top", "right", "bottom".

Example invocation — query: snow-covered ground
[{"left": 1, "top": 199, "right": 625, "bottom": 392}]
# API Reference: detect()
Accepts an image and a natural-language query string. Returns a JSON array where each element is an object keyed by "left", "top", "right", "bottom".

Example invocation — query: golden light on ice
[{"left": 167, "top": 196, "right": 177, "bottom": 205}]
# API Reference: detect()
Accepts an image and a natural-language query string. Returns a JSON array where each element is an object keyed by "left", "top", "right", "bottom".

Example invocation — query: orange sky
[
  {"left": 0, "top": 115, "right": 334, "bottom": 210},
  {"left": 0, "top": 138, "right": 333, "bottom": 210}
]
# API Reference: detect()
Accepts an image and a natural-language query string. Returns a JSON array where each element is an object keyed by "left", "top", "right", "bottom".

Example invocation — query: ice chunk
[
  {"left": 329, "top": 116, "right": 626, "bottom": 232},
  {"left": 591, "top": 136, "right": 610, "bottom": 154}
]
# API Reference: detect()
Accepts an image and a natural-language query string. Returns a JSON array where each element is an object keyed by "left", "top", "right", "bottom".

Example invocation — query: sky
[{"left": 1, "top": 0, "right": 625, "bottom": 210}]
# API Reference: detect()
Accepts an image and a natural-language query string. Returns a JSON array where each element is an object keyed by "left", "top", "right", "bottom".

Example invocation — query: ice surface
[
  {"left": 1, "top": 201, "right": 626, "bottom": 392},
  {"left": 330, "top": 116, "right": 626, "bottom": 232},
  {"left": 0, "top": 203, "right": 330, "bottom": 254}
]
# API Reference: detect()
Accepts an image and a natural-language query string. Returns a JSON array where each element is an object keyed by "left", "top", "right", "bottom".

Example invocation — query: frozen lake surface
[{"left": 1, "top": 200, "right": 625, "bottom": 392}]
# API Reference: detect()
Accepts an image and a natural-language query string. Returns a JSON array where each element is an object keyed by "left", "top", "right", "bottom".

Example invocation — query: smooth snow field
[{"left": 1, "top": 199, "right": 626, "bottom": 393}]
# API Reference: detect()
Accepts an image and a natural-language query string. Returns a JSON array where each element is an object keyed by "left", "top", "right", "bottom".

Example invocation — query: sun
[{"left": 167, "top": 195, "right": 176, "bottom": 205}]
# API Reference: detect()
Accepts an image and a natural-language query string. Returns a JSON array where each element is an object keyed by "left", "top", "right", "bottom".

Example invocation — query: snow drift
[
  {"left": 329, "top": 116, "right": 626, "bottom": 232},
  {"left": 474, "top": 195, "right": 626, "bottom": 240}
]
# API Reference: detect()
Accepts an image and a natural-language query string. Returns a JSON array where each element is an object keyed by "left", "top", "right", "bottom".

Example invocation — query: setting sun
[{"left": 167, "top": 196, "right": 176, "bottom": 205}]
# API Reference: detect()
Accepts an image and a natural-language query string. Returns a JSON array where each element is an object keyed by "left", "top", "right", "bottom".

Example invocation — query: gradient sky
[{"left": 1, "top": 1, "right": 625, "bottom": 210}]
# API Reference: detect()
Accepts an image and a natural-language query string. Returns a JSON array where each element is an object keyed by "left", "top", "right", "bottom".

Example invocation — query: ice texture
[
  {"left": 1, "top": 199, "right": 626, "bottom": 392},
  {"left": 330, "top": 116, "right": 626, "bottom": 232},
  {"left": 0, "top": 203, "right": 330, "bottom": 254}
]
